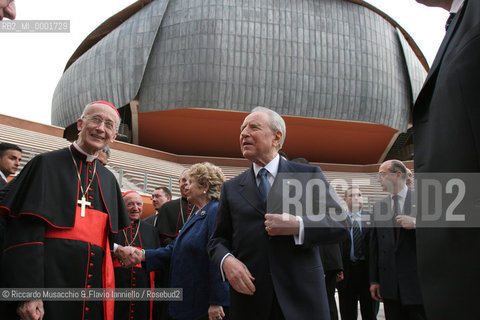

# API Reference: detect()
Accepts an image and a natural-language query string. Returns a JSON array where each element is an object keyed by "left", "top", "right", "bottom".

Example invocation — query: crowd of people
[
  {"left": 0, "top": 102, "right": 422, "bottom": 320},
  {"left": 1, "top": 0, "right": 479, "bottom": 319}
]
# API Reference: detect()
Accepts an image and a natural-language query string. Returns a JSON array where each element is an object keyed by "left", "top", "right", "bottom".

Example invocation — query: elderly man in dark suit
[
  {"left": 369, "top": 160, "right": 425, "bottom": 320},
  {"left": 208, "top": 107, "right": 348, "bottom": 320},
  {"left": 412, "top": 1, "right": 480, "bottom": 319},
  {"left": 337, "top": 186, "right": 377, "bottom": 320}
]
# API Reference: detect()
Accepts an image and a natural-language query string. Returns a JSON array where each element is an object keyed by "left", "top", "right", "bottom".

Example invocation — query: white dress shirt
[
  {"left": 0, "top": 171, "right": 8, "bottom": 184},
  {"left": 450, "top": 0, "right": 465, "bottom": 13}
]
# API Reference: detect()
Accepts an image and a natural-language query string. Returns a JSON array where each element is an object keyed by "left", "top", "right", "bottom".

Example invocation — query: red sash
[{"left": 45, "top": 207, "right": 115, "bottom": 320}]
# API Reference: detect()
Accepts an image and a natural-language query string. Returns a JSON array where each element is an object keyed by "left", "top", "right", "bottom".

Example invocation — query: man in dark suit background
[
  {"left": 0, "top": 143, "right": 22, "bottom": 316},
  {"left": 338, "top": 186, "right": 378, "bottom": 320},
  {"left": 0, "top": 143, "right": 22, "bottom": 253},
  {"left": 412, "top": 1, "right": 480, "bottom": 319},
  {"left": 319, "top": 244, "right": 343, "bottom": 320},
  {"left": 143, "top": 186, "right": 172, "bottom": 227},
  {"left": 208, "top": 107, "right": 348, "bottom": 320},
  {"left": 0, "top": 143, "right": 22, "bottom": 188},
  {"left": 291, "top": 156, "right": 343, "bottom": 320},
  {"left": 369, "top": 160, "right": 425, "bottom": 320}
]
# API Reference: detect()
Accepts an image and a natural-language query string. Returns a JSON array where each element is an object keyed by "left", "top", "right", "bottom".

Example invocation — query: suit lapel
[
  {"left": 395, "top": 190, "right": 414, "bottom": 250},
  {"left": 404, "top": 190, "right": 412, "bottom": 217},
  {"left": 176, "top": 201, "right": 210, "bottom": 239},
  {"left": 239, "top": 167, "right": 265, "bottom": 215},
  {"left": 238, "top": 158, "right": 291, "bottom": 216},
  {"left": 381, "top": 197, "right": 398, "bottom": 250},
  {"left": 359, "top": 210, "right": 371, "bottom": 241},
  {"left": 267, "top": 158, "right": 295, "bottom": 214}
]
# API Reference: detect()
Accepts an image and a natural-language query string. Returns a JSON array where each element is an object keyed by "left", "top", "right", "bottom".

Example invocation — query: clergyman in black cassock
[
  {"left": 113, "top": 191, "right": 160, "bottom": 320},
  {"left": 0, "top": 101, "right": 130, "bottom": 320}
]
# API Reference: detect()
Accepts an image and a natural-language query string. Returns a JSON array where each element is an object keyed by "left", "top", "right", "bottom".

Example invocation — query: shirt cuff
[
  {"left": 113, "top": 243, "right": 119, "bottom": 252},
  {"left": 220, "top": 253, "right": 233, "bottom": 282},
  {"left": 294, "top": 216, "right": 304, "bottom": 245}
]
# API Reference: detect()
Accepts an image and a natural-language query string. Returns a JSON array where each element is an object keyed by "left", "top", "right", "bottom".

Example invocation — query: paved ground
[{"left": 334, "top": 291, "right": 386, "bottom": 320}]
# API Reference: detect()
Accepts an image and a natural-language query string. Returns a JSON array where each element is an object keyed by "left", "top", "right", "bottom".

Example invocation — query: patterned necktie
[
  {"left": 258, "top": 168, "right": 270, "bottom": 203},
  {"left": 352, "top": 214, "right": 362, "bottom": 259},
  {"left": 445, "top": 12, "right": 456, "bottom": 31},
  {"left": 392, "top": 195, "right": 400, "bottom": 240}
]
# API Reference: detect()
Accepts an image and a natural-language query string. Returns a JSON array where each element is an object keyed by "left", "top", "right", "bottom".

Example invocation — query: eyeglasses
[
  {"left": 347, "top": 193, "right": 362, "bottom": 198},
  {"left": 84, "top": 115, "right": 116, "bottom": 132},
  {"left": 377, "top": 172, "right": 394, "bottom": 179}
]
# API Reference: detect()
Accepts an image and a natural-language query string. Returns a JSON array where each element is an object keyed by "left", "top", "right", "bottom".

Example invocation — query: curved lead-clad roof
[
  {"left": 52, "top": 0, "right": 427, "bottom": 133},
  {"left": 52, "top": 0, "right": 168, "bottom": 124}
]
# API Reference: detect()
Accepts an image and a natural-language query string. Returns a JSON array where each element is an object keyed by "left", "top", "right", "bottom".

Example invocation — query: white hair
[{"left": 251, "top": 106, "right": 286, "bottom": 148}]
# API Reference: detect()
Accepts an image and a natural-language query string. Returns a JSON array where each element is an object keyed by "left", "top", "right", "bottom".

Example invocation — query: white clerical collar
[
  {"left": 392, "top": 185, "right": 408, "bottom": 200},
  {"left": 73, "top": 141, "right": 98, "bottom": 162},
  {"left": 450, "top": 0, "right": 464, "bottom": 13},
  {"left": 0, "top": 171, "right": 8, "bottom": 183},
  {"left": 253, "top": 154, "right": 280, "bottom": 179}
]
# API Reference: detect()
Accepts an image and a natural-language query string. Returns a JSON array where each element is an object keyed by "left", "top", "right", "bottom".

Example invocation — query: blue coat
[{"left": 145, "top": 199, "right": 229, "bottom": 320}]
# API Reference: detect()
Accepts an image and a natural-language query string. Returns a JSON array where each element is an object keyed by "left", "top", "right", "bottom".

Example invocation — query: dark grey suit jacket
[
  {"left": 208, "top": 158, "right": 348, "bottom": 320},
  {"left": 413, "top": 1, "right": 480, "bottom": 318},
  {"left": 142, "top": 212, "right": 158, "bottom": 227},
  {"left": 369, "top": 190, "right": 423, "bottom": 305}
]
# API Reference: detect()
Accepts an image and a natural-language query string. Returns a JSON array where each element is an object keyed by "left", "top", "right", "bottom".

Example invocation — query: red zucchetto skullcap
[
  {"left": 122, "top": 190, "right": 139, "bottom": 197},
  {"left": 88, "top": 100, "right": 120, "bottom": 117}
]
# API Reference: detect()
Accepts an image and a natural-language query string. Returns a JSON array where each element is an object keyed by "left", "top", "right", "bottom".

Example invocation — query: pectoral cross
[{"left": 77, "top": 196, "right": 91, "bottom": 217}]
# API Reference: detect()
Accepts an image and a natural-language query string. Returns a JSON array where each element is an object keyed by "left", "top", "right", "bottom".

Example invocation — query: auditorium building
[{"left": 2, "top": 0, "right": 427, "bottom": 214}]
